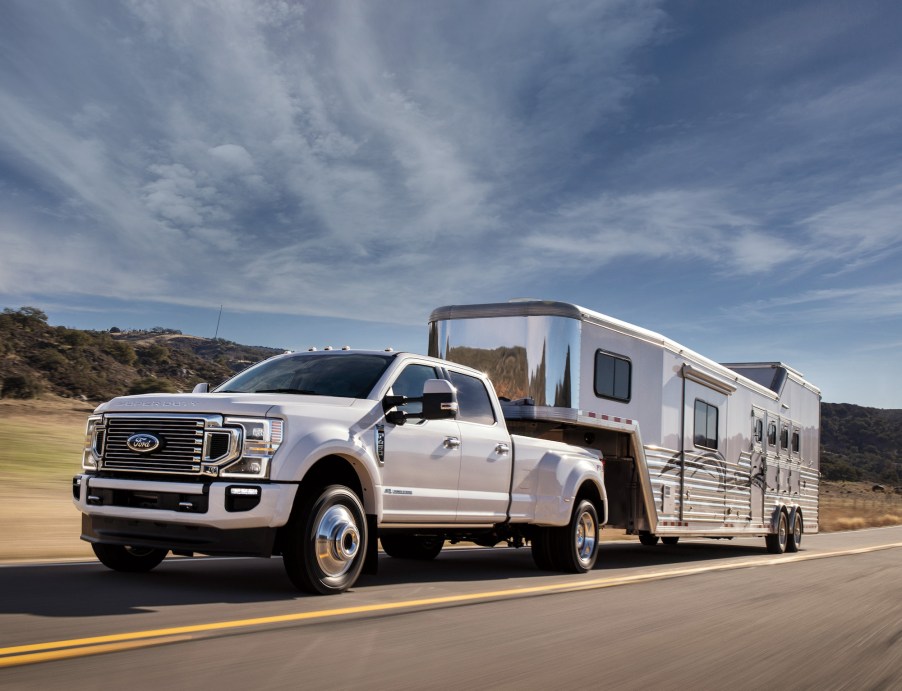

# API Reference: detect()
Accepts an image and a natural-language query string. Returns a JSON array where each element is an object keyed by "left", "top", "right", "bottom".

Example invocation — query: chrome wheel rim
[
  {"left": 793, "top": 517, "right": 802, "bottom": 547},
  {"left": 575, "top": 509, "right": 597, "bottom": 566},
  {"left": 314, "top": 504, "right": 361, "bottom": 578},
  {"left": 778, "top": 515, "right": 788, "bottom": 550}
]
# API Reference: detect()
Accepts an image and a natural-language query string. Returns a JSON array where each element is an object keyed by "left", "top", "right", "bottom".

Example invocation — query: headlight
[
  {"left": 82, "top": 415, "right": 103, "bottom": 470},
  {"left": 219, "top": 418, "right": 284, "bottom": 479}
]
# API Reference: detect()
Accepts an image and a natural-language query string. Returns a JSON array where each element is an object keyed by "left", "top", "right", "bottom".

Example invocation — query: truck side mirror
[
  {"left": 192, "top": 382, "right": 210, "bottom": 393},
  {"left": 421, "top": 379, "right": 458, "bottom": 420}
]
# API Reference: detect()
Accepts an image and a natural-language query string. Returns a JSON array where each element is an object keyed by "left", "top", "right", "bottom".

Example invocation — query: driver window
[{"left": 389, "top": 364, "right": 440, "bottom": 416}]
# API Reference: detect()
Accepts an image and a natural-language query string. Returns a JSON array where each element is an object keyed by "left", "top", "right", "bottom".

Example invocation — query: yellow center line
[
  {"left": 0, "top": 636, "right": 193, "bottom": 668},
  {"left": 1, "top": 541, "right": 900, "bottom": 668}
]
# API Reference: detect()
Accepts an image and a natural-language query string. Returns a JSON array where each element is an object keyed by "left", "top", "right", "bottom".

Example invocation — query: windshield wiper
[{"left": 253, "top": 388, "right": 319, "bottom": 395}]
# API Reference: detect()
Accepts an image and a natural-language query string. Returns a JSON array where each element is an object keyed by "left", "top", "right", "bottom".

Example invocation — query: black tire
[
  {"left": 531, "top": 527, "right": 555, "bottom": 571},
  {"left": 786, "top": 511, "right": 803, "bottom": 553},
  {"left": 91, "top": 543, "right": 167, "bottom": 573},
  {"left": 547, "top": 499, "right": 600, "bottom": 573},
  {"left": 765, "top": 510, "right": 788, "bottom": 554},
  {"left": 380, "top": 534, "right": 444, "bottom": 560},
  {"left": 661, "top": 536, "right": 680, "bottom": 546},
  {"left": 639, "top": 533, "right": 659, "bottom": 547},
  {"left": 283, "top": 485, "right": 368, "bottom": 595}
]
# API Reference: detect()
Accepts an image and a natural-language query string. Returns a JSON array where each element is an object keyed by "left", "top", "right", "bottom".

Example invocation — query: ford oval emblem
[{"left": 126, "top": 433, "right": 161, "bottom": 453}]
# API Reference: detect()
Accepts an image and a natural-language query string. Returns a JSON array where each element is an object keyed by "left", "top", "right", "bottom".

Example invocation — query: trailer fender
[
  {"left": 787, "top": 505, "right": 801, "bottom": 532},
  {"left": 533, "top": 451, "right": 605, "bottom": 527},
  {"left": 768, "top": 504, "right": 787, "bottom": 534}
]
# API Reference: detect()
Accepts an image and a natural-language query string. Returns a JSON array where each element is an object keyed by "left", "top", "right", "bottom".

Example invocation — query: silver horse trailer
[{"left": 429, "top": 300, "right": 821, "bottom": 553}]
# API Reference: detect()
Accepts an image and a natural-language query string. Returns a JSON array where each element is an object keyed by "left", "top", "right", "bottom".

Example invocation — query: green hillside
[
  {"left": 821, "top": 403, "right": 902, "bottom": 484},
  {"left": 0, "top": 306, "right": 282, "bottom": 400}
]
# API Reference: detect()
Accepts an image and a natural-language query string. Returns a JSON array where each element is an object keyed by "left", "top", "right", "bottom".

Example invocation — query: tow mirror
[
  {"left": 192, "top": 382, "right": 210, "bottom": 393},
  {"left": 421, "top": 379, "right": 458, "bottom": 420}
]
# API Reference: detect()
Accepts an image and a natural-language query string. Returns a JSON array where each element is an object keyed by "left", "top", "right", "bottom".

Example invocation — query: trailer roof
[{"left": 430, "top": 300, "right": 821, "bottom": 398}]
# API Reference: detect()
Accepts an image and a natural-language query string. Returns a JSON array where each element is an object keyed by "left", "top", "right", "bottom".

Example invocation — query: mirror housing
[
  {"left": 421, "top": 379, "right": 458, "bottom": 420},
  {"left": 192, "top": 382, "right": 210, "bottom": 393}
]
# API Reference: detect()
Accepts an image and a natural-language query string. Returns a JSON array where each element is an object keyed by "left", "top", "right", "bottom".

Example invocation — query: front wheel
[
  {"left": 283, "top": 485, "right": 368, "bottom": 595},
  {"left": 92, "top": 543, "right": 168, "bottom": 572},
  {"left": 547, "top": 499, "right": 600, "bottom": 573},
  {"left": 639, "top": 533, "right": 659, "bottom": 547}
]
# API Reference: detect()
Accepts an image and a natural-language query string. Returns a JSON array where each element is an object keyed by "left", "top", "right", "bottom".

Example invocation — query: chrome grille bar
[{"left": 100, "top": 413, "right": 225, "bottom": 475}]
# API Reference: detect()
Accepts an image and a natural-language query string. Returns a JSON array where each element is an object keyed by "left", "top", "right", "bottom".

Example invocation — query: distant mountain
[
  {"left": 0, "top": 306, "right": 282, "bottom": 401},
  {"left": 1, "top": 306, "right": 899, "bottom": 485}
]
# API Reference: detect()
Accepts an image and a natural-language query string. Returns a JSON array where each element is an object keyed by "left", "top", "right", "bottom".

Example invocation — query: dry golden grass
[
  {"left": 819, "top": 481, "right": 902, "bottom": 532},
  {"left": 0, "top": 397, "right": 898, "bottom": 560}
]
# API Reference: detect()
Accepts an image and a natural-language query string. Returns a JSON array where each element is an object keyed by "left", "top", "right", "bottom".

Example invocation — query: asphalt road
[{"left": 2, "top": 527, "right": 901, "bottom": 689}]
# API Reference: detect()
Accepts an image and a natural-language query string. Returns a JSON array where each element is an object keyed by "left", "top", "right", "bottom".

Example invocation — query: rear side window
[
  {"left": 594, "top": 350, "right": 631, "bottom": 402},
  {"left": 448, "top": 371, "right": 496, "bottom": 425}
]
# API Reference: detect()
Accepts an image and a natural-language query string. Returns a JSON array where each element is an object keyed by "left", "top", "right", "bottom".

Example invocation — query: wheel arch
[
  {"left": 296, "top": 454, "right": 375, "bottom": 514},
  {"left": 768, "top": 503, "right": 789, "bottom": 534},
  {"left": 576, "top": 479, "right": 607, "bottom": 526}
]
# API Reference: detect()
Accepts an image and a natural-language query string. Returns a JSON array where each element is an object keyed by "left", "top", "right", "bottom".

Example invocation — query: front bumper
[{"left": 73, "top": 474, "right": 298, "bottom": 556}]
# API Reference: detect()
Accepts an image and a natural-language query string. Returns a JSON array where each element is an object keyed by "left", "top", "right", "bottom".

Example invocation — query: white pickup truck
[{"left": 73, "top": 350, "right": 606, "bottom": 594}]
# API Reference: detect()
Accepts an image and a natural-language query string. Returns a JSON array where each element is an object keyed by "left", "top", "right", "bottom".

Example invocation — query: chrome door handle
[
  {"left": 444, "top": 436, "right": 461, "bottom": 449},
  {"left": 495, "top": 443, "right": 510, "bottom": 455}
]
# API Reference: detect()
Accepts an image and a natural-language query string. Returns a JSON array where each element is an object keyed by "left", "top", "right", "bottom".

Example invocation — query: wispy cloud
[{"left": 2, "top": 0, "right": 902, "bottom": 405}]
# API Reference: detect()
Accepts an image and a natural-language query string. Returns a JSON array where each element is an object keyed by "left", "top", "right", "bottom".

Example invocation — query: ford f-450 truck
[{"left": 73, "top": 350, "right": 606, "bottom": 594}]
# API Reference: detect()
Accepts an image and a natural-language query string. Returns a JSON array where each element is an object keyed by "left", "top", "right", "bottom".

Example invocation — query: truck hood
[{"left": 96, "top": 392, "right": 367, "bottom": 419}]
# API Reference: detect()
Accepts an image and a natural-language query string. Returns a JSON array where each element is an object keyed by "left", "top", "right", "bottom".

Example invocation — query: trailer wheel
[
  {"left": 639, "top": 533, "right": 659, "bottom": 547},
  {"left": 661, "top": 537, "right": 679, "bottom": 546},
  {"left": 531, "top": 528, "right": 555, "bottom": 571},
  {"left": 92, "top": 543, "right": 168, "bottom": 573},
  {"left": 765, "top": 510, "right": 788, "bottom": 554},
  {"left": 786, "top": 511, "right": 803, "bottom": 553},
  {"left": 380, "top": 534, "right": 444, "bottom": 560},
  {"left": 283, "top": 484, "right": 367, "bottom": 595},
  {"left": 548, "top": 500, "right": 600, "bottom": 573}
]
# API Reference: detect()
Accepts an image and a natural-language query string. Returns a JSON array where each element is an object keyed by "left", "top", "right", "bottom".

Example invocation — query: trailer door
[{"left": 682, "top": 383, "right": 729, "bottom": 525}]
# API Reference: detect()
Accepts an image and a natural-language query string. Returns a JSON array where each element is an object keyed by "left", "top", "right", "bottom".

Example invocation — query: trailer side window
[
  {"left": 594, "top": 350, "right": 631, "bottom": 402},
  {"left": 767, "top": 421, "right": 777, "bottom": 446},
  {"left": 780, "top": 425, "right": 789, "bottom": 450},
  {"left": 753, "top": 418, "right": 764, "bottom": 444},
  {"left": 694, "top": 399, "right": 719, "bottom": 450},
  {"left": 791, "top": 430, "right": 800, "bottom": 454}
]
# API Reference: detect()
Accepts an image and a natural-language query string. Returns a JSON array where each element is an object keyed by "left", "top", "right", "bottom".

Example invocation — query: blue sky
[{"left": 1, "top": 1, "right": 901, "bottom": 407}]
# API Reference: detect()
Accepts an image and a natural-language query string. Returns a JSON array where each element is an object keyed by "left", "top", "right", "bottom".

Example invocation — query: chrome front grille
[{"left": 101, "top": 414, "right": 219, "bottom": 475}]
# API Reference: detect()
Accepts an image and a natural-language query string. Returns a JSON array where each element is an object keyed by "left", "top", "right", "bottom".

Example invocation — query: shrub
[
  {"left": 1, "top": 374, "right": 43, "bottom": 399},
  {"left": 128, "top": 378, "right": 178, "bottom": 395}
]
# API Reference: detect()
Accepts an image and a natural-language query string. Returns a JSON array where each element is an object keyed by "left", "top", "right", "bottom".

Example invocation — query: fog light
[{"left": 225, "top": 486, "right": 262, "bottom": 512}]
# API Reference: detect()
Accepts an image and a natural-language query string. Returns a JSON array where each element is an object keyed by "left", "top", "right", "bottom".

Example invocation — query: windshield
[{"left": 216, "top": 352, "right": 394, "bottom": 399}]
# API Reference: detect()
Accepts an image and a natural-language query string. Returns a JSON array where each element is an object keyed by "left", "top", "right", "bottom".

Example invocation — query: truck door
[
  {"left": 380, "top": 363, "right": 461, "bottom": 523},
  {"left": 447, "top": 370, "right": 513, "bottom": 524}
]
